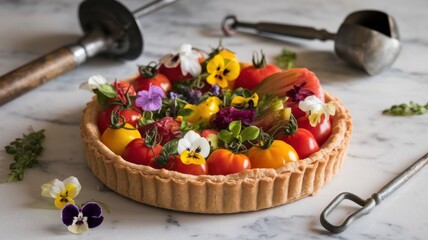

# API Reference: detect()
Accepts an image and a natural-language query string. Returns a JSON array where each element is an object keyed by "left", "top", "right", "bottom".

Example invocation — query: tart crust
[{"left": 80, "top": 92, "right": 352, "bottom": 213}]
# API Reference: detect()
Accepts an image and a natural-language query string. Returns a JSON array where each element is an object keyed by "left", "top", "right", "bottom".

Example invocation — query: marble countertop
[{"left": 1, "top": 0, "right": 427, "bottom": 239}]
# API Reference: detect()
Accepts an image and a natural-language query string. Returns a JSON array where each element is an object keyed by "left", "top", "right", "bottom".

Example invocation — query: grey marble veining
[{"left": 1, "top": 0, "right": 428, "bottom": 239}]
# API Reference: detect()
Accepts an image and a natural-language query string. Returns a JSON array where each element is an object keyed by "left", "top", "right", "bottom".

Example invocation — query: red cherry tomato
[
  {"left": 172, "top": 155, "right": 208, "bottom": 175},
  {"left": 133, "top": 72, "right": 172, "bottom": 94},
  {"left": 206, "top": 149, "right": 251, "bottom": 175},
  {"left": 149, "top": 155, "right": 175, "bottom": 170},
  {"left": 297, "top": 115, "right": 332, "bottom": 146},
  {"left": 234, "top": 64, "right": 281, "bottom": 90},
  {"left": 233, "top": 52, "right": 281, "bottom": 90},
  {"left": 114, "top": 81, "right": 136, "bottom": 96},
  {"left": 121, "top": 138, "right": 162, "bottom": 165},
  {"left": 97, "top": 106, "right": 141, "bottom": 135},
  {"left": 279, "top": 128, "right": 319, "bottom": 159}
]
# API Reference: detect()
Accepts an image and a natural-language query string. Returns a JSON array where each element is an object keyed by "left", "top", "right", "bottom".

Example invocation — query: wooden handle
[{"left": 0, "top": 47, "right": 77, "bottom": 106}]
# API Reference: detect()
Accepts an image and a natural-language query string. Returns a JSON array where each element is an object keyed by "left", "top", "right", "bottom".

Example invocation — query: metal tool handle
[
  {"left": 133, "top": 0, "right": 177, "bottom": 19},
  {"left": 0, "top": 47, "right": 78, "bottom": 106},
  {"left": 222, "top": 15, "right": 335, "bottom": 41},
  {"left": 320, "top": 152, "right": 428, "bottom": 233}
]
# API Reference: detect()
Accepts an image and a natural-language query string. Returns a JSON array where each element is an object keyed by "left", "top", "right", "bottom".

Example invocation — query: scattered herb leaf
[
  {"left": 383, "top": 101, "right": 428, "bottom": 116},
  {"left": 5, "top": 129, "right": 45, "bottom": 182},
  {"left": 275, "top": 48, "right": 296, "bottom": 70}
]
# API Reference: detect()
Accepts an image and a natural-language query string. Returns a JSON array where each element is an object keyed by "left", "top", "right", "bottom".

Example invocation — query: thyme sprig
[{"left": 5, "top": 129, "right": 45, "bottom": 182}]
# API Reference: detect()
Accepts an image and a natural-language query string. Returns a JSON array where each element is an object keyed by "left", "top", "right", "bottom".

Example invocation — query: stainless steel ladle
[
  {"left": 222, "top": 10, "right": 401, "bottom": 75},
  {"left": 0, "top": 0, "right": 177, "bottom": 106}
]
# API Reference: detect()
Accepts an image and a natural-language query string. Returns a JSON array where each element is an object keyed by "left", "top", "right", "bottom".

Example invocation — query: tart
[{"left": 80, "top": 45, "right": 352, "bottom": 214}]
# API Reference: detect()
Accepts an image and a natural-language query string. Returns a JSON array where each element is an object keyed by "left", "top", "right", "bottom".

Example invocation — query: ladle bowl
[{"left": 222, "top": 10, "right": 401, "bottom": 75}]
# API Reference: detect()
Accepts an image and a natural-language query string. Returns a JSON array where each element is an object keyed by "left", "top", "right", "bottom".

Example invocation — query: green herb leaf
[
  {"left": 218, "top": 130, "right": 233, "bottom": 144},
  {"left": 240, "top": 126, "right": 261, "bottom": 142},
  {"left": 276, "top": 48, "right": 296, "bottom": 70},
  {"left": 229, "top": 120, "right": 242, "bottom": 137},
  {"left": 98, "top": 84, "right": 117, "bottom": 98},
  {"left": 383, "top": 101, "right": 428, "bottom": 116},
  {"left": 5, "top": 129, "right": 45, "bottom": 182},
  {"left": 177, "top": 108, "right": 194, "bottom": 117},
  {"left": 162, "top": 139, "right": 179, "bottom": 155}
]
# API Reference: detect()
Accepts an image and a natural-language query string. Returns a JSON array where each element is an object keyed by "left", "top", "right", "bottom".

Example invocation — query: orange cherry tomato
[
  {"left": 206, "top": 149, "right": 251, "bottom": 175},
  {"left": 247, "top": 140, "right": 299, "bottom": 169}
]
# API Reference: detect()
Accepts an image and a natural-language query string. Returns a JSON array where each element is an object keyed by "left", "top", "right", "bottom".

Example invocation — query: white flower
[
  {"left": 41, "top": 176, "right": 81, "bottom": 209},
  {"left": 159, "top": 44, "right": 202, "bottom": 77},
  {"left": 79, "top": 75, "right": 107, "bottom": 91},
  {"left": 177, "top": 131, "right": 210, "bottom": 165},
  {"left": 68, "top": 212, "right": 89, "bottom": 234},
  {"left": 299, "top": 95, "right": 336, "bottom": 127}
]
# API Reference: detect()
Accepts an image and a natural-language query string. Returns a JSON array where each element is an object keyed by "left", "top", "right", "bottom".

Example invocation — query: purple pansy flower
[
  {"left": 61, "top": 202, "right": 104, "bottom": 234},
  {"left": 135, "top": 85, "right": 166, "bottom": 111},
  {"left": 212, "top": 107, "right": 256, "bottom": 129}
]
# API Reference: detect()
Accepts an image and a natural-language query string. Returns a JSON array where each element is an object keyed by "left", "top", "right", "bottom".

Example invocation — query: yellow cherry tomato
[
  {"left": 247, "top": 140, "right": 299, "bottom": 169},
  {"left": 100, "top": 123, "right": 142, "bottom": 155}
]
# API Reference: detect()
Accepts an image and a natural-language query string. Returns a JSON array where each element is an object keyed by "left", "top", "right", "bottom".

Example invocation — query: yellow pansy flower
[
  {"left": 206, "top": 55, "right": 240, "bottom": 88},
  {"left": 231, "top": 93, "right": 259, "bottom": 107},
  {"left": 41, "top": 176, "right": 81, "bottom": 209}
]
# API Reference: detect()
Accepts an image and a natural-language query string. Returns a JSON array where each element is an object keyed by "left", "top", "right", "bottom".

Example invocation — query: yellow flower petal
[
  {"left": 219, "top": 49, "right": 237, "bottom": 60},
  {"left": 308, "top": 111, "right": 322, "bottom": 127},
  {"left": 207, "top": 55, "right": 224, "bottom": 73},
  {"left": 65, "top": 183, "right": 80, "bottom": 199},
  {"left": 223, "top": 60, "right": 240, "bottom": 81},
  {"left": 54, "top": 195, "right": 75, "bottom": 209},
  {"left": 180, "top": 150, "right": 206, "bottom": 165},
  {"left": 251, "top": 93, "right": 259, "bottom": 107},
  {"left": 231, "top": 96, "right": 247, "bottom": 106}
]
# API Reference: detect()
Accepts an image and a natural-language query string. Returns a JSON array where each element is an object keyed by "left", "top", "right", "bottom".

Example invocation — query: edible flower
[
  {"left": 212, "top": 107, "right": 256, "bottom": 129},
  {"left": 135, "top": 85, "right": 166, "bottom": 111},
  {"left": 299, "top": 95, "right": 336, "bottom": 127},
  {"left": 41, "top": 176, "right": 81, "bottom": 209},
  {"left": 159, "top": 43, "right": 202, "bottom": 77},
  {"left": 206, "top": 55, "right": 240, "bottom": 88},
  {"left": 218, "top": 49, "right": 237, "bottom": 61},
  {"left": 79, "top": 75, "right": 107, "bottom": 91},
  {"left": 177, "top": 131, "right": 210, "bottom": 165},
  {"left": 183, "top": 96, "right": 223, "bottom": 125},
  {"left": 231, "top": 93, "right": 259, "bottom": 107},
  {"left": 61, "top": 202, "right": 104, "bottom": 234}
]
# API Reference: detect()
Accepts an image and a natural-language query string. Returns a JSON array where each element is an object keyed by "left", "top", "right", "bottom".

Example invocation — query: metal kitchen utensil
[
  {"left": 221, "top": 10, "right": 401, "bottom": 75},
  {"left": 320, "top": 152, "right": 428, "bottom": 233},
  {"left": 0, "top": 0, "right": 177, "bottom": 106}
]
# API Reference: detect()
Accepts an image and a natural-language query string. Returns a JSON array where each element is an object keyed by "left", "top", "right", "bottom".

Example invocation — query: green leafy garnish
[
  {"left": 5, "top": 129, "right": 45, "bottom": 182},
  {"left": 218, "top": 120, "right": 260, "bottom": 153},
  {"left": 383, "top": 101, "right": 428, "bottom": 116},
  {"left": 275, "top": 48, "right": 296, "bottom": 70}
]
